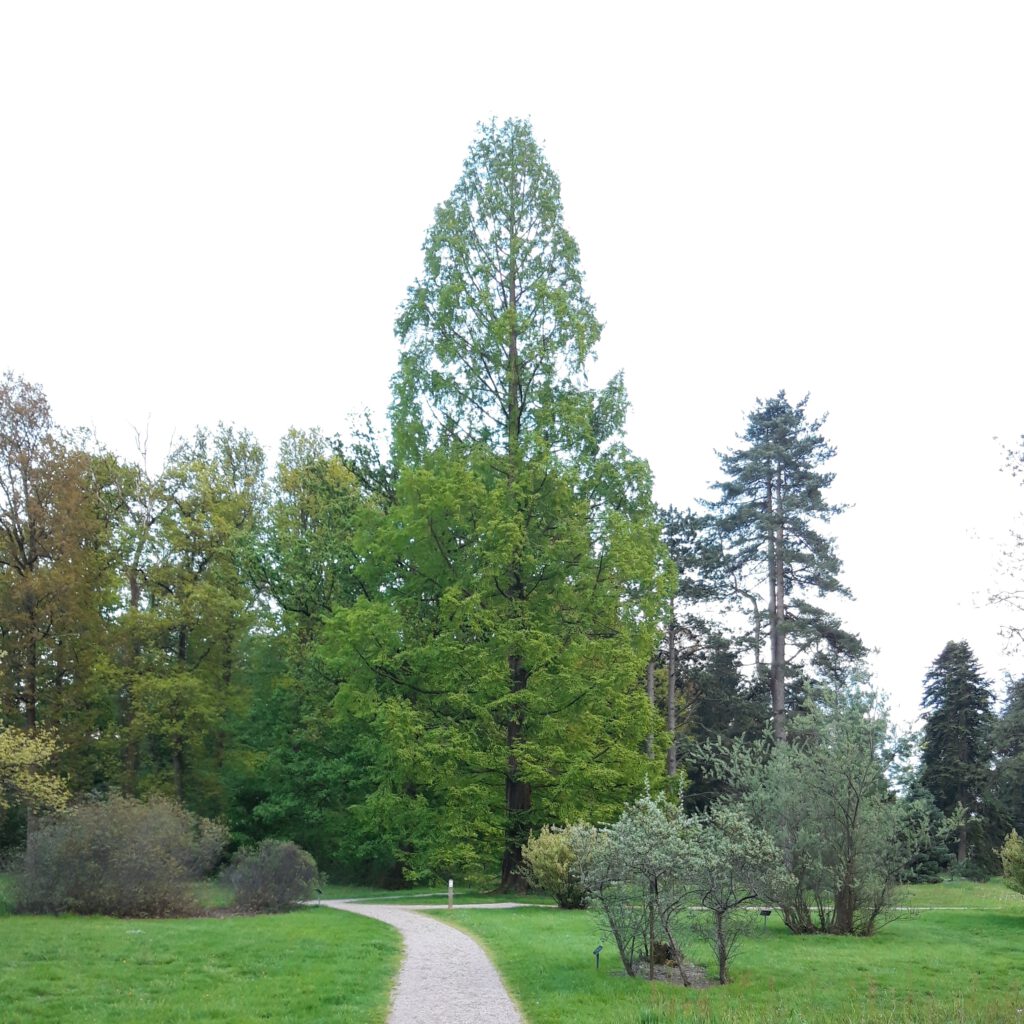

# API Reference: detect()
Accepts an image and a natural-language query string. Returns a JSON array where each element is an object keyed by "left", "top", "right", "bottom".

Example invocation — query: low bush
[
  {"left": 520, "top": 826, "right": 587, "bottom": 908},
  {"left": 1000, "top": 829, "right": 1024, "bottom": 895},
  {"left": 225, "top": 839, "right": 319, "bottom": 912},
  {"left": 15, "top": 795, "right": 227, "bottom": 917}
]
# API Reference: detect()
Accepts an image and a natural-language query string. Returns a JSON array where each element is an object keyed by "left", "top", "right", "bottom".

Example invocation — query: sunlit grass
[
  {"left": 445, "top": 883, "right": 1024, "bottom": 1024},
  {"left": 0, "top": 908, "right": 400, "bottom": 1024}
]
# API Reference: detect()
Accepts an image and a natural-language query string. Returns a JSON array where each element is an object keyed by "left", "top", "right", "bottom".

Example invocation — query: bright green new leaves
[
  {"left": 392, "top": 117, "right": 605, "bottom": 462},
  {"left": 0, "top": 726, "right": 69, "bottom": 813},
  {"left": 323, "top": 119, "right": 672, "bottom": 884},
  {"left": 1000, "top": 829, "right": 1024, "bottom": 894}
]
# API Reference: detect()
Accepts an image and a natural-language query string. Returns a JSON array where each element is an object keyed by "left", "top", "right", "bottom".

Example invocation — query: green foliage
[
  {"left": 14, "top": 795, "right": 226, "bottom": 917},
  {"left": 0, "top": 727, "right": 69, "bottom": 813},
  {"left": 919, "top": 641, "right": 996, "bottom": 870},
  {"left": 225, "top": 839, "right": 320, "bottom": 912},
  {"left": 683, "top": 805, "right": 793, "bottom": 984},
  {"left": 323, "top": 118, "right": 672, "bottom": 885},
  {"left": 700, "top": 392, "right": 863, "bottom": 739},
  {"left": 991, "top": 675, "right": 1024, "bottom": 838},
  {"left": 1000, "top": 829, "right": 1024, "bottom": 894},
  {"left": 570, "top": 795, "right": 788, "bottom": 983},
  {"left": 570, "top": 795, "right": 693, "bottom": 979},
  {"left": 710, "top": 685, "right": 932, "bottom": 935},
  {"left": 520, "top": 826, "right": 586, "bottom": 908}
]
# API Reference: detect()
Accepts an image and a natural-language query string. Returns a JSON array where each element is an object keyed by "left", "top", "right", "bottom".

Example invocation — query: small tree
[
  {"left": 683, "top": 806, "right": 792, "bottom": 984},
  {"left": 520, "top": 826, "right": 586, "bottom": 908},
  {"left": 569, "top": 796, "right": 692, "bottom": 981},
  {"left": 709, "top": 684, "right": 932, "bottom": 935},
  {"left": 1000, "top": 830, "right": 1024, "bottom": 895}
]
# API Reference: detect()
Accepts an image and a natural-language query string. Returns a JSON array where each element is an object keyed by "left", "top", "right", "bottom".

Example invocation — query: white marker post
[{"left": 448, "top": 878, "right": 454, "bottom": 910}]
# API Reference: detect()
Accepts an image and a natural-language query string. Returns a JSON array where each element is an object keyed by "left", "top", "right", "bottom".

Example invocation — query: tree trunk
[
  {"left": 645, "top": 660, "right": 656, "bottom": 757},
  {"left": 171, "top": 741, "right": 185, "bottom": 802},
  {"left": 834, "top": 881, "right": 855, "bottom": 934},
  {"left": 648, "top": 882, "right": 656, "bottom": 981},
  {"left": 768, "top": 470, "right": 787, "bottom": 743},
  {"left": 667, "top": 611, "right": 677, "bottom": 776},
  {"left": 715, "top": 910, "right": 728, "bottom": 984},
  {"left": 500, "top": 653, "right": 531, "bottom": 890}
]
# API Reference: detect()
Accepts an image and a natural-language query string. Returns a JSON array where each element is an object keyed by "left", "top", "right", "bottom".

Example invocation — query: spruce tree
[{"left": 919, "top": 640, "right": 995, "bottom": 865}]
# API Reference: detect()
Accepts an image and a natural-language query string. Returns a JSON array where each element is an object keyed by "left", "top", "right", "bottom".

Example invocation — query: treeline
[{"left": 2, "top": 119, "right": 1022, "bottom": 887}]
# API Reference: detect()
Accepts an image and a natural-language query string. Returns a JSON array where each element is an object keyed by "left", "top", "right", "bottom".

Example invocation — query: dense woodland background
[{"left": 2, "top": 121, "right": 1022, "bottom": 888}]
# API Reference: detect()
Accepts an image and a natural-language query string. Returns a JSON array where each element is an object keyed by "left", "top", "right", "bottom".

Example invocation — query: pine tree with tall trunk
[{"left": 703, "top": 393, "right": 863, "bottom": 742}]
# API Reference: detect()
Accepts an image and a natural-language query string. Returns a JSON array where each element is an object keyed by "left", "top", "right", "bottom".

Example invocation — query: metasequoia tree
[
  {"left": 703, "top": 393, "right": 863, "bottom": 741},
  {"left": 327, "top": 119, "right": 671, "bottom": 885}
]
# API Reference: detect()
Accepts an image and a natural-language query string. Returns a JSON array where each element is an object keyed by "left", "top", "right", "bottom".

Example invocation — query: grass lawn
[
  {"left": 0, "top": 908, "right": 400, "bottom": 1024},
  {"left": 321, "top": 882, "right": 554, "bottom": 906},
  {"left": 2, "top": 876, "right": 1021, "bottom": 1023},
  {"left": 443, "top": 884, "right": 1024, "bottom": 1024}
]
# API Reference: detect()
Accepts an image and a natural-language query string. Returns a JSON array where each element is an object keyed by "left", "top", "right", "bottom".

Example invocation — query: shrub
[
  {"left": 1000, "top": 829, "right": 1024, "bottom": 895},
  {"left": 569, "top": 796, "right": 693, "bottom": 981},
  {"left": 570, "top": 797, "right": 789, "bottom": 985},
  {"left": 15, "top": 795, "right": 227, "bottom": 917},
  {"left": 520, "top": 826, "right": 587, "bottom": 908},
  {"left": 708, "top": 685, "right": 933, "bottom": 936},
  {"left": 225, "top": 839, "right": 319, "bottom": 912}
]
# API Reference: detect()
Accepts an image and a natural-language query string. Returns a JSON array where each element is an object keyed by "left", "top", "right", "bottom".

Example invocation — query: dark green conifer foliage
[
  {"left": 919, "top": 640, "right": 995, "bottom": 866},
  {"left": 703, "top": 393, "right": 864, "bottom": 741},
  {"left": 990, "top": 675, "right": 1024, "bottom": 840}
]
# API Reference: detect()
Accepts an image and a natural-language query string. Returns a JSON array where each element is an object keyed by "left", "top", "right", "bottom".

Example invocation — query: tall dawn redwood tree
[
  {"left": 326, "top": 119, "right": 671, "bottom": 887},
  {"left": 704, "top": 392, "right": 863, "bottom": 742}
]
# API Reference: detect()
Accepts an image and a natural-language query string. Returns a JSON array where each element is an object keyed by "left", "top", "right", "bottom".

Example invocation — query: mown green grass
[
  {"left": 319, "top": 881, "right": 554, "bottom": 905},
  {"left": 0, "top": 908, "right": 400, "bottom": 1024},
  {"left": 895, "top": 877, "right": 1021, "bottom": 909},
  {"left": 444, "top": 887, "right": 1024, "bottom": 1024}
]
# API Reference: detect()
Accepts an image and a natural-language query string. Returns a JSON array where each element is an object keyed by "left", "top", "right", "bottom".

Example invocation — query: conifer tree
[
  {"left": 703, "top": 392, "right": 863, "bottom": 741},
  {"left": 919, "top": 640, "right": 995, "bottom": 864},
  {"left": 325, "top": 119, "right": 671, "bottom": 885}
]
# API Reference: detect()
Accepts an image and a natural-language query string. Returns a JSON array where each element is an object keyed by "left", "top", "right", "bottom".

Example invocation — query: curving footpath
[{"left": 322, "top": 900, "right": 525, "bottom": 1024}]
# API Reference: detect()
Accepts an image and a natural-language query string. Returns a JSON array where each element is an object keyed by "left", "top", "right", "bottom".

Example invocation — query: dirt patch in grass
[{"left": 618, "top": 960, "right": 715, "bottom": 988}]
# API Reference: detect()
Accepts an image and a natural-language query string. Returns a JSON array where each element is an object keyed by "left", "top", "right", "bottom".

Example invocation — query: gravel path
[{"left": 321, "top": 900, "right": 525, "bottom": 1024}]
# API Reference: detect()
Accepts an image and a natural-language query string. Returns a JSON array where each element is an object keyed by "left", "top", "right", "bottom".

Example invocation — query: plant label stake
[
  {"left": 593, "top": 944, "right": 603, "bottom": 969},
  {"left": 448, "top": 879, "right": 454, "bottom": 910}
]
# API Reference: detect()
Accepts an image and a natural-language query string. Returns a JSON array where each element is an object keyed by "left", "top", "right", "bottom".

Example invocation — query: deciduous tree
[{"left": 326, "top": 119, "right": 671, "bottom": 886}]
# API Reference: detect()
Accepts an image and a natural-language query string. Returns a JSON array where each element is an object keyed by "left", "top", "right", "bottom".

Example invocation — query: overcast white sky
[{"left": 2, "top": 2, "right": 1022, "bottom": 725}]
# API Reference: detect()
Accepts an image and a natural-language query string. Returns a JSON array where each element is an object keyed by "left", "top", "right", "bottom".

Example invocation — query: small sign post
[
  {"left": 593, "top": 944, "right": 603, "bottom": 969},
  {"left": 448, "top": 879, "right": 454, "bottom": 910}
]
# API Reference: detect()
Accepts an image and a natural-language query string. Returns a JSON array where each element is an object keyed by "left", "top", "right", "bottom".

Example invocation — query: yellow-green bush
[{"left": 521, "top": 826, "right": 586, "bottom": 908}]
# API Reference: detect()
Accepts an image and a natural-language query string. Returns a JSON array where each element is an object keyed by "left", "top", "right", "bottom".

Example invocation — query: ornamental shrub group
[
  {"left": 225, "top": 839, "right": 320, "bottom": 912},
  {"left": 15, "top": 795, "right": 227, "bottom": 917}
]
